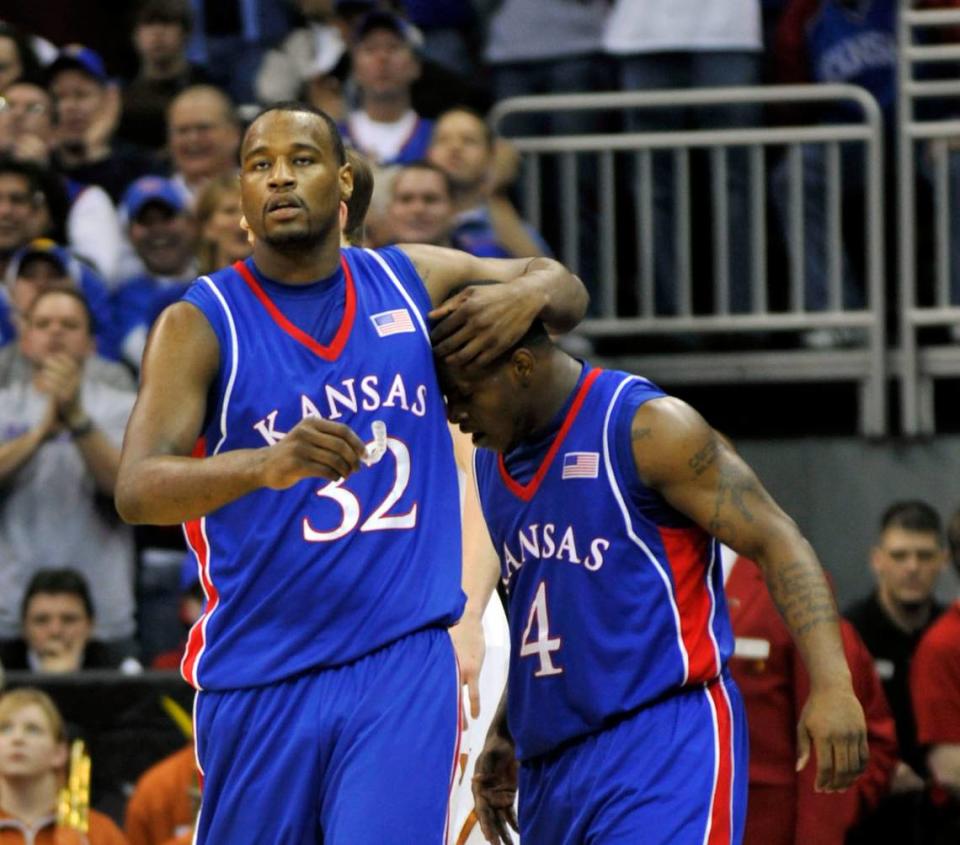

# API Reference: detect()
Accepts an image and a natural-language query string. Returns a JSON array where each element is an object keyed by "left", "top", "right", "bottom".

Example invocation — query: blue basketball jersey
[
  {"left": 473, "top": 366, "right": 734, "bottom": 760},
  {"left": 179, "top": 247, "right": 464, "bottom": 691}
]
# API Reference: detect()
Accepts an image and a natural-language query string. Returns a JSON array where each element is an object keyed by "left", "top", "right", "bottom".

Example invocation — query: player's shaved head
[{"left": 243, "top": 102, "right": 346, "bottom": 166}]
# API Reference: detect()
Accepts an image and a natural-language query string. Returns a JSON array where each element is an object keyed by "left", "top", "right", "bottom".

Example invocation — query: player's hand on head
[
  {"left": 429, "top": 283, "right": 540, "bottom": 369},
  {"left": 473, "top": 733, "right": 519, "bottom": 845},
  {"left": 796, "top": 686, "right": 869, "bottom": 793},
  {"left": 260, "top": 417, "right": 367, "bottom": 490}
]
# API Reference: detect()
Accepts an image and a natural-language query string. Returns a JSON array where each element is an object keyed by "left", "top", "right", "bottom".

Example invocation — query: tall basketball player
[
  {"left": 436, "top": 316, "right": 868, "bottom": 845},
  {"left": 114, "top": 103, "right": 588, "bottom": 845}
]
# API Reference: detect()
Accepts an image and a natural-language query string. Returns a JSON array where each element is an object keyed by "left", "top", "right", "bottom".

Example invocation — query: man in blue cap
[
  {"left": 48, "top": 44, "right": 159, "bottom": 203},
  {"left": 113, "top": 175, "right": 197, "bottom": 371}
]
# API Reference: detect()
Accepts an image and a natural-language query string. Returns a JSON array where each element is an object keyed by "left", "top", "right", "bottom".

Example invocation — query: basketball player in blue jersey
[
  {"left": 435, "top": 313, "right": 868, "bottom": 845},
  {"left": 114, "top": 102, "right": 587, "bottom": 845}
]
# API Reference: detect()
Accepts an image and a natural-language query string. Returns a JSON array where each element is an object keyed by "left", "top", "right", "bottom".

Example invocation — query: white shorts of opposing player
[{"left": 448, "top": 597, "right": 518, "bottom": 845}]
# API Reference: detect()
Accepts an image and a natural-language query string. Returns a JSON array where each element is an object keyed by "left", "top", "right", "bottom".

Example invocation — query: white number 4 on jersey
[{"left": 519, "top": 581, "right": 563, "bottom": 677}]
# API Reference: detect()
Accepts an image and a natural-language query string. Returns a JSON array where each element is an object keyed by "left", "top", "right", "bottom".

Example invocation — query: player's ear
[
  {"left": 339, "top": 161, "right": 354, "bottom": 203},
  {"left": 510, "top": 348, "right": 536, "bottom": 385}
]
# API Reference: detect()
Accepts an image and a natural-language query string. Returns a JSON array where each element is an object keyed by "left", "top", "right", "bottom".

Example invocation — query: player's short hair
[
  {"left": 435, "top": 106, "right": 495, "bottom": 150},
  {"left": 25, "top": 286, "right": 96, "bottom": 337},
  {"left": 21, "top": 568, "right": 96, "bottom": 621},
  {"left": 0, "top": 688, "right": 67, "bottom": 744},
  {"left": 392, "top": 160, "right": 453, "bottom": 199},
  {"left": 246, "top": 102, "right": 346, "bottom": 167},
  {"left": 880, "top": 500, "right": 943, "bottom": 541},
  {"left": 344, "top": 148, "right": 373, "bottom": 246}
]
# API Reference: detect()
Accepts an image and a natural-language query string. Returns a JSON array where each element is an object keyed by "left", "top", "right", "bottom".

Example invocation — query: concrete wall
[{"left": 735, "top": 436, "right": 960, "bottom": 610}]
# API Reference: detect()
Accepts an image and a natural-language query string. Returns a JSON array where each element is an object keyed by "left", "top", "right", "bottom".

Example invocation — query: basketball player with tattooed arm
[
  {"left": 435, "top": 316, "right": 869, "bottom": 845},
  {"left": 113, "top": 102, "right": 588, "bottom": 845}
]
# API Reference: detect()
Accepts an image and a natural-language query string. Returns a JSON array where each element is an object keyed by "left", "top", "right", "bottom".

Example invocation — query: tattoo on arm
[
  {"left": 689, "top": 438, "right": 718, "bottom": 476},
  {"left": 706, "top": 456, "right": 760, "bottom": 550},
  {"left": 769, "top": 558, "right": 838, "bottom": 636},
  {"left": 631, "top": 425, "right": 651, "bottom": 442}
]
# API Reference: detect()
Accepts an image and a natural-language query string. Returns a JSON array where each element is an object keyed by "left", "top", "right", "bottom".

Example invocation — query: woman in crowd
[
  {"left": 0, "top": 687, "right": 128, "bottom": 844},
  {"left": 193, "top": 174, "right": 251, "bottom": 275}
]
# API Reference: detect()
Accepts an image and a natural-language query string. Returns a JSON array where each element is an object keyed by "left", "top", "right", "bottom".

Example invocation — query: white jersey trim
[
  {"left": 200, "top": 275, "right": 240, "bottom": 456},
  {"left": 600, "top": 374, "right": 690, "bottom": 683},
  {"left": 182, "top": 275, "right": 240, "bottom": 689},
  {"left": 704, "top": 540, "right": 724, "bottom": 678},
  {"left": 364, "top": 248, "right": 431, "bottom": 344}
]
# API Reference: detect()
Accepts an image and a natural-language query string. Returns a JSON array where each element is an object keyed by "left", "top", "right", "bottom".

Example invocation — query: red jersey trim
[
  {"left": 233, "top": 256, "right": 356, "bottom": 361},
  {"left": 658, "top": 526, "right": 721, "bottom": 683},
  {"left": 497, "top": 368, "right": 603, "bottom": 502},
  {"left": 704, "top": 678, "right": 736, "bottom": 844}
]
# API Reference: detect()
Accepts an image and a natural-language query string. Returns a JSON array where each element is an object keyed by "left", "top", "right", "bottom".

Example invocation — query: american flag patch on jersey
[
  {"left": 561, "top": 451, "right": 599, "bottom": 479},
  {"left": 371, "top": 309, "right": 416, "bottom": 337}
]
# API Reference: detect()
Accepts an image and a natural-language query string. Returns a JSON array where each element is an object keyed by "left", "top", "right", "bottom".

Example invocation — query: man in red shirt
[
  {"left": 727, "top": 554, "right": 897, "bottom": 844},
  {"left": 910, "top": 507, "right": 960, "bottom": 842}
]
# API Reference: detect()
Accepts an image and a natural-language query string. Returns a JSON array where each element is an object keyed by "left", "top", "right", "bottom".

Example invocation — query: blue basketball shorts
[
  {"left": 518, "top": 673, "right": 748, "bottom": 845},
  {"left": 193, "top": 627, "right": 461, "bottom": 845}
]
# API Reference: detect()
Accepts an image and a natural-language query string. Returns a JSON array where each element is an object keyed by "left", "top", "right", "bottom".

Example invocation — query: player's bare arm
[
  {"left": 398, "top": 243, "right": 588, "bottom": 367},
  {"left": 632, "top": 397, "right": 868, "bottom": 793},
  {"left": 449, "top": 425, "right": 501, "bottom": 718},
  {"left": 115, "top": 302, "right": 366, "bottom": 526},
  {"left": 473, "top": 687, "right": 519, "bottom": 845}
]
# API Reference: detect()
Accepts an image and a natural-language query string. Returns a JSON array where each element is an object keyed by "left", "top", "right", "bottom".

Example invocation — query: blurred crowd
[{"left": 0, "top": 1, "right": 959, "bottom": 844}]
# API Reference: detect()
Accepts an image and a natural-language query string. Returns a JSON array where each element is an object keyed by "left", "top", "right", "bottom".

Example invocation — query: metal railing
[
  {"left": 898, "top": 2, "right": 960, "bottom": 435},
  {"left": 490, "top": 86, "right": 888, "bottom": 436}
]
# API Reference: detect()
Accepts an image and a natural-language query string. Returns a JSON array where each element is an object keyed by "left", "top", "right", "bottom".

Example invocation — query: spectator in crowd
[
  {"left": 255, "top": 0, "right": 348, "bottom": 113},
  {"left": 381, "top": 160, "right": 455, "bottom": 246},
  {"left": 113, "top": 176, "right": 196, "bottom": 371},
  {"left": 0, "top": 287, "right": 136, "bottom": 647},
  {"left": 165, "top": 85, "right": 239, "bottom": 203},
  {"left": 0, "top": 157, "right": 44, "bottom": 281},
  {"left": 0, "top": 23, "right": 42, "bottom": 92},
  {"left": 775, "top": 0, "right": 896, "bottom": 342},
  {"left": 341, "top": 147, "right": 373, "bottom": 246},
  {"left": 0, "top": 568, "right": 141, "bottom": 673},
  {"left": 0, "top": 687, "right": 129, "bottom": 844},
  {"left": 193, "top": 173, "right": 249, "bottom": 274},
  {"left": 726, "top": 553, "right": 898, "bottom": 844},
  {"left": 427, "top": 107, "right": 548, "bottom": 259},
  {"left": 117, "top": 0, "right": 211, "bottom": 153},
  {"left": 182, "top": 0, "right": 295, "bottom": 106},
  {"left": 909, "top": 505, "right": 960, "bottom": 842},
  {"left": 0, "top": 84, "right": 125, "bottom": 284},
  {"left": 124, "top": 742, "right": 198, "bottom": 845},
  {"left": 47, "top": 45, "right": 159, "bottom": 204},
  {"left": 483, "top": 0, "right": 611, "bottom": 304},
  {"left": 846, "top": 500, "right": 948, "bottom": 842},
  {"left": 604, "top": 0, "right": 762, "bottom": 315},
  {"left": 340, "top": 11, "right": 433, "bottom": 167},
  {"left": 401, "top": 0, "right": 477, "bottom": 77},
  {"left": 1, "top": 239, "right": 117, "bottom": 367}
]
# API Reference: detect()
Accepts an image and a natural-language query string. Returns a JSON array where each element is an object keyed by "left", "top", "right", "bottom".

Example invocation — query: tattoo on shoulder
[
  {"left": 689, "top": 438, "right": 718, "bottom": 476},
  {"left": 631, "top": 425, "right": 652, "bottom": 442}
]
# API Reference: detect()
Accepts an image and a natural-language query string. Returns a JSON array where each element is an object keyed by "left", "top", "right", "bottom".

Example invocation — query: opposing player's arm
[
  {"left": 115, "top": 302, "right": 366, "bottom": 526},
  {"left": 449, "top": 425, "right": 502, "bottom": 717},
  {"left": 631, "top": 397, "right": 868, "bottom": 792},
  {"left": 398, "top": 243, "right": 588, "bottom": 367}
]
